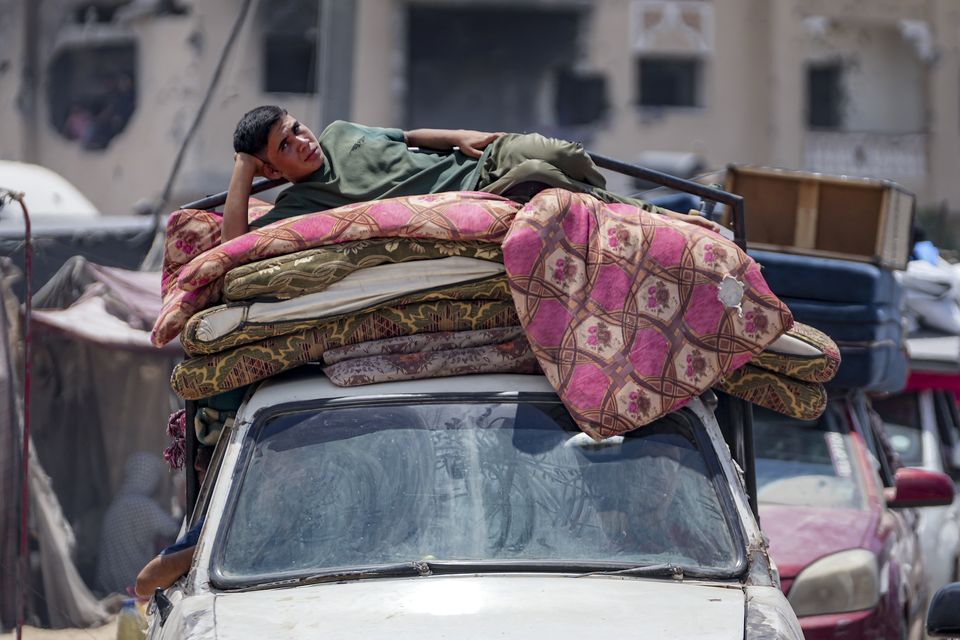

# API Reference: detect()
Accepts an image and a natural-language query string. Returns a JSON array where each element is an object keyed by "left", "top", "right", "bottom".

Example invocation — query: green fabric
[
  {"left": 252, "top": 121, "right": 489, "bottom": 227},
  {"left": 224, "top": 238, "right": 503, "bottom": 301},
  {"left": 252, "top": 126, "right": 666, "bottom": 226},
  {"left": 479, "top": 133, "right": 667, "bottom": 213}
]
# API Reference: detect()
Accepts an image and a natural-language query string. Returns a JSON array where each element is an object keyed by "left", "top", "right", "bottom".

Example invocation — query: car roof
[
  {"left": 241, "top": 367, "right": 559, "bottom": 416},
  {"left": 0, "top": 160, "right": 100, "bottom": 218}
]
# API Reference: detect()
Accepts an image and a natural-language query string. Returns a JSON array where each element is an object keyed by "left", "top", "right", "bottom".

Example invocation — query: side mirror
[
  {"left": 927, "top": 582, "right": 960, "bottom": 636},
  {"left": 887, "top": 467, "right": 955, "bottom": 509}
]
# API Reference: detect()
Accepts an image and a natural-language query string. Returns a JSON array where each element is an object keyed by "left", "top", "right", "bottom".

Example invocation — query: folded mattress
[
  {"left": 224, "top": 238, "right": 503, "bottom": 301},
  {"left": 181, "top": 257, "right": 505, "bottom": 355},
  {"left": 171, "top": 300, "right": 521, "bottom": 400}
]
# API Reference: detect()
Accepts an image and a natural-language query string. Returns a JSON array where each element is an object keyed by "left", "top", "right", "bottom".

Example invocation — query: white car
[
  {"left": 0, "top": 160, "right": 100, "bottom": 219},
  {"left": 873, "top": 386, "right": 960, "bottom": 607},
  {"left": 148, "top": 371, "right": 802, "bottom": 639}
]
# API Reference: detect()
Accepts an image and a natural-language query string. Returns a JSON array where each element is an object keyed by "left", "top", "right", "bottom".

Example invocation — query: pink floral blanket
[
  {"left": 502, "top": 189, "right": 793, "bottom": 439},
  {"left": 152, "top": 192, "right": 519, "bottom": 346}
]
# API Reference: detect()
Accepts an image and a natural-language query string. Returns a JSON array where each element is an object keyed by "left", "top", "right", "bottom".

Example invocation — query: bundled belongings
[
  {"left": 154, "top": 188, "right": 843, "bottom": 438},
  {"left": 748, "top": 249, "right": 907, "bottom": 393},
  {"left": 724, "top": 165, "right": 914, "bottom": 394},
  {"left": 898, "top": 255, "right": 960, "bottom": 382},
  {"left": 898, "top": 258, "right": 960, "bottom": 335}
]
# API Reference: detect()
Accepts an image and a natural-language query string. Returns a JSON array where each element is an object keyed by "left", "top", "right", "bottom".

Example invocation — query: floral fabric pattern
[
  {"left": 170, "top": 300, "right": 519, "bottom": 400},
  {"left": 715, "top": 364, "right": 828, "bottom": 421},
  {"left": 323, "top": 327, "right": 525, "bottom": 364},
  {"left": 180, "top": 276, "right": 512, "bottom": 356},
  {"left": 224, "top": 238, "right": 503, "bottom": 301},
  {"left": 160, "top": 199, "right": 273, "bottom": 297},
  {"left": 151, "top": 192, "right": 519, "bottom": 346},
  {"left": 324, "top": 338, "right": 539, "bottom": 387},
  {"left": 749, "top": 322, "right": 841, "bottom": 383},
  {"left": 502, "top": 189, "right": 793, "bottom": 440}
]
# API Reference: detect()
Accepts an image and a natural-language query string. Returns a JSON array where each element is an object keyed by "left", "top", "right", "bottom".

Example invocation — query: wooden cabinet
[{"left": 724, "top": 165, "right": 915, "bottom": 270}]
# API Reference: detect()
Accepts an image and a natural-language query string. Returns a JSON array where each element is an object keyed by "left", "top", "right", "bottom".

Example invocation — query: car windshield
[
  {"left": 213, "top": 398, "right": 743, "bottom": 586},
  {"left": 753, "top": 407, "right": 866, "bottom": 510},
  {"left": 871, "top": 394, "right": 924, "bottom": 468}
]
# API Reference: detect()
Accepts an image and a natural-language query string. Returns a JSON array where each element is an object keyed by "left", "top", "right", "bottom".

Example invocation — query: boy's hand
[
  {"left": 455, "top": 130, "right": 504, "bottom": 158},
  {"left": 659, "top": 208, "right": 726, "bottom": 235},
  {"left": 234, "top": 152, "right": 264, "bottom": 178}
]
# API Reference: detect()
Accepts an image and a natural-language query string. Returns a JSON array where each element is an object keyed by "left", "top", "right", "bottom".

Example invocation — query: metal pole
[
  {"left": 742, "top": 403, "right": 759, "bottom": 524},
  {"left": 181, "top": 177, "right": 286, "bottom": 211},
  {"left": 588, "top": 153, "right": 747, "bottom": 250},
  {"left": 0, "top": 190, "right": 32, "bottom": 640},
  {"left": 179, "top": 156, "right": 750, "bottom": 252}
]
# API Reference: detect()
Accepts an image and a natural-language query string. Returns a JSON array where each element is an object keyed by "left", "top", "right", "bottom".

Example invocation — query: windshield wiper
[
  {"left": 573, "top": 563, "right": 684, "bottom": 580},
  {"left": 241, "top": 561, "right": 435, "bottom": 590},
  {"left": 302, "top": 561, "right": 435, "bottom": 584}
]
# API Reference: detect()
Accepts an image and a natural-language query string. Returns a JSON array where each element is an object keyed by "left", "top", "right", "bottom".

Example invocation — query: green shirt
[{"left": 252, "top": 121, "right": 489, "bottom": 227}]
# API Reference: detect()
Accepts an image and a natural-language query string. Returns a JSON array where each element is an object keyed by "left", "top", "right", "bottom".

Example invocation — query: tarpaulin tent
[{"left": 0, "top": 256, "right": 180, "bottom": 629}]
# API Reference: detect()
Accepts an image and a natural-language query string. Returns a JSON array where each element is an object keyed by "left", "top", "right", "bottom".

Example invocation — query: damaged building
[{"left": 0, "top": 0, "right": 958, "bottom": 228}]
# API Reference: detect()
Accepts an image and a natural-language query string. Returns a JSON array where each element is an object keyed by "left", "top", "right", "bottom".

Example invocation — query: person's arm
[
  {"left": 659, "top": 208, "right": 725, "bottom": 234},
  {"left": 222, "top": 153, "right": 263, "bottom": 243},
  {"left": 135, "top": 546, "right": 196, "bottom": 598},
  {"left": 403, "top": 129, "right": 503, "bottom": 159}
]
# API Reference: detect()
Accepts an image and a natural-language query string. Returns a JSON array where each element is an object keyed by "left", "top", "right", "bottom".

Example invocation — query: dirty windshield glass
[
  {"left": 214, "top": 400, "right": 742, "bottom": 584},
  {"left": 753, "top": 407, "right": 866, "bottom": 510}
]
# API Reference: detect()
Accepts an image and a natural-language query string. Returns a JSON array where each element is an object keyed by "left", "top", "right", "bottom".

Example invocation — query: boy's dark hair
[{"left": 233, "top": 105, "right": 286, "bottom": 156}]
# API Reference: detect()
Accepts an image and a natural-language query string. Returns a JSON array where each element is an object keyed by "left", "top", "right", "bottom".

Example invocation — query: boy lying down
[{"left": 222, "top": 105, "right": 720, "bottom": 243}]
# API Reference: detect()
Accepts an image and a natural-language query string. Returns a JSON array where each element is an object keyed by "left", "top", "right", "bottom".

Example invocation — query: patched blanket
[{"left": 502, "top": 189, "right": 793, "bottom": 439}]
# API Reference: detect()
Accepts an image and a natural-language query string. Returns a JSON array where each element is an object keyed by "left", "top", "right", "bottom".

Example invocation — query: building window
[
  {"left": 807, "top": 63, "right": 846, "bottom": 130},
  {"left": 261, "top": 0, "right": 318, "bottom": 94},
  {"left": 47, "top": 43, "right": 137, "bottom": 150},
  {"left": 636, "top": 57, "right": 702, "bottom": 108}
]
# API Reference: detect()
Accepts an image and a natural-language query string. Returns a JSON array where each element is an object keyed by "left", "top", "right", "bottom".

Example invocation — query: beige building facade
[{"left": 0, "top": 0, "right": 958, "bottom": 216}]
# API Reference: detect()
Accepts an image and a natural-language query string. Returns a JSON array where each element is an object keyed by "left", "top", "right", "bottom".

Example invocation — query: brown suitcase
[{"left": 724, "top": 164, "right": 915, "bottom": 270}]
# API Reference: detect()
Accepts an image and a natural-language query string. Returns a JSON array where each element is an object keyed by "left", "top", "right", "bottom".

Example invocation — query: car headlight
[{"left": 787, "top": 549, "right": 879, "bottom": 617}]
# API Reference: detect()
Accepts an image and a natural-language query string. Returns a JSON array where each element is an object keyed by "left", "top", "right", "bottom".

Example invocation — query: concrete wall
[
  {"left": 2, "top": 0, "right": 959, "bottom": 214},
  {"left": 1, "top": 0, "right": 318, "bottom": 214},
  {"left": 0, "top": 0, "right": 28, "bottom": 163}
]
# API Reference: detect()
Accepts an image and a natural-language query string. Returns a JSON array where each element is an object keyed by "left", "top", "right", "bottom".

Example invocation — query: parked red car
[{"left": 753, "top": 396, "right": 954, "bottom": 639}]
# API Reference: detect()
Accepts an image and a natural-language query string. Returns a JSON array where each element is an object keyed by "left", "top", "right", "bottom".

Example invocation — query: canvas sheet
[
  {"left": 502, "top": 189, "right": 793, "bottom": 439},
  {"left": 171, "top": 300, "right": 520, "bottom": 400},
  {"left": 185, "top": 257, "right": 504, "bottom": 350},
  {"left": 224, "top": 238, "right": 503, "bottom": 301}
]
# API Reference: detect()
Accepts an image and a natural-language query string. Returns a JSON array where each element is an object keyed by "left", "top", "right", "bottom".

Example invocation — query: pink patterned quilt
[
  {"left": 502, "top": 189, "right": 793, "bottom": 439},
  {"left": 151, "top": 192, "right": 519, "bottom": 347}
]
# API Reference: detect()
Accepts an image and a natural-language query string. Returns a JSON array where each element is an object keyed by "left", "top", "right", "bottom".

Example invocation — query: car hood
[
  {"left": 760, "top": 504, "right": 874, "bottom": 582},
  {"left": 205, "top": 574, "right": 746, "bottom": 639}
]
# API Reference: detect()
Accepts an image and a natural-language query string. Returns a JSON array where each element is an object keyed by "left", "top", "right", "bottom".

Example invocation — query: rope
[{"left": 143, "top": 0, "right": 257, "bottom": 269}]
